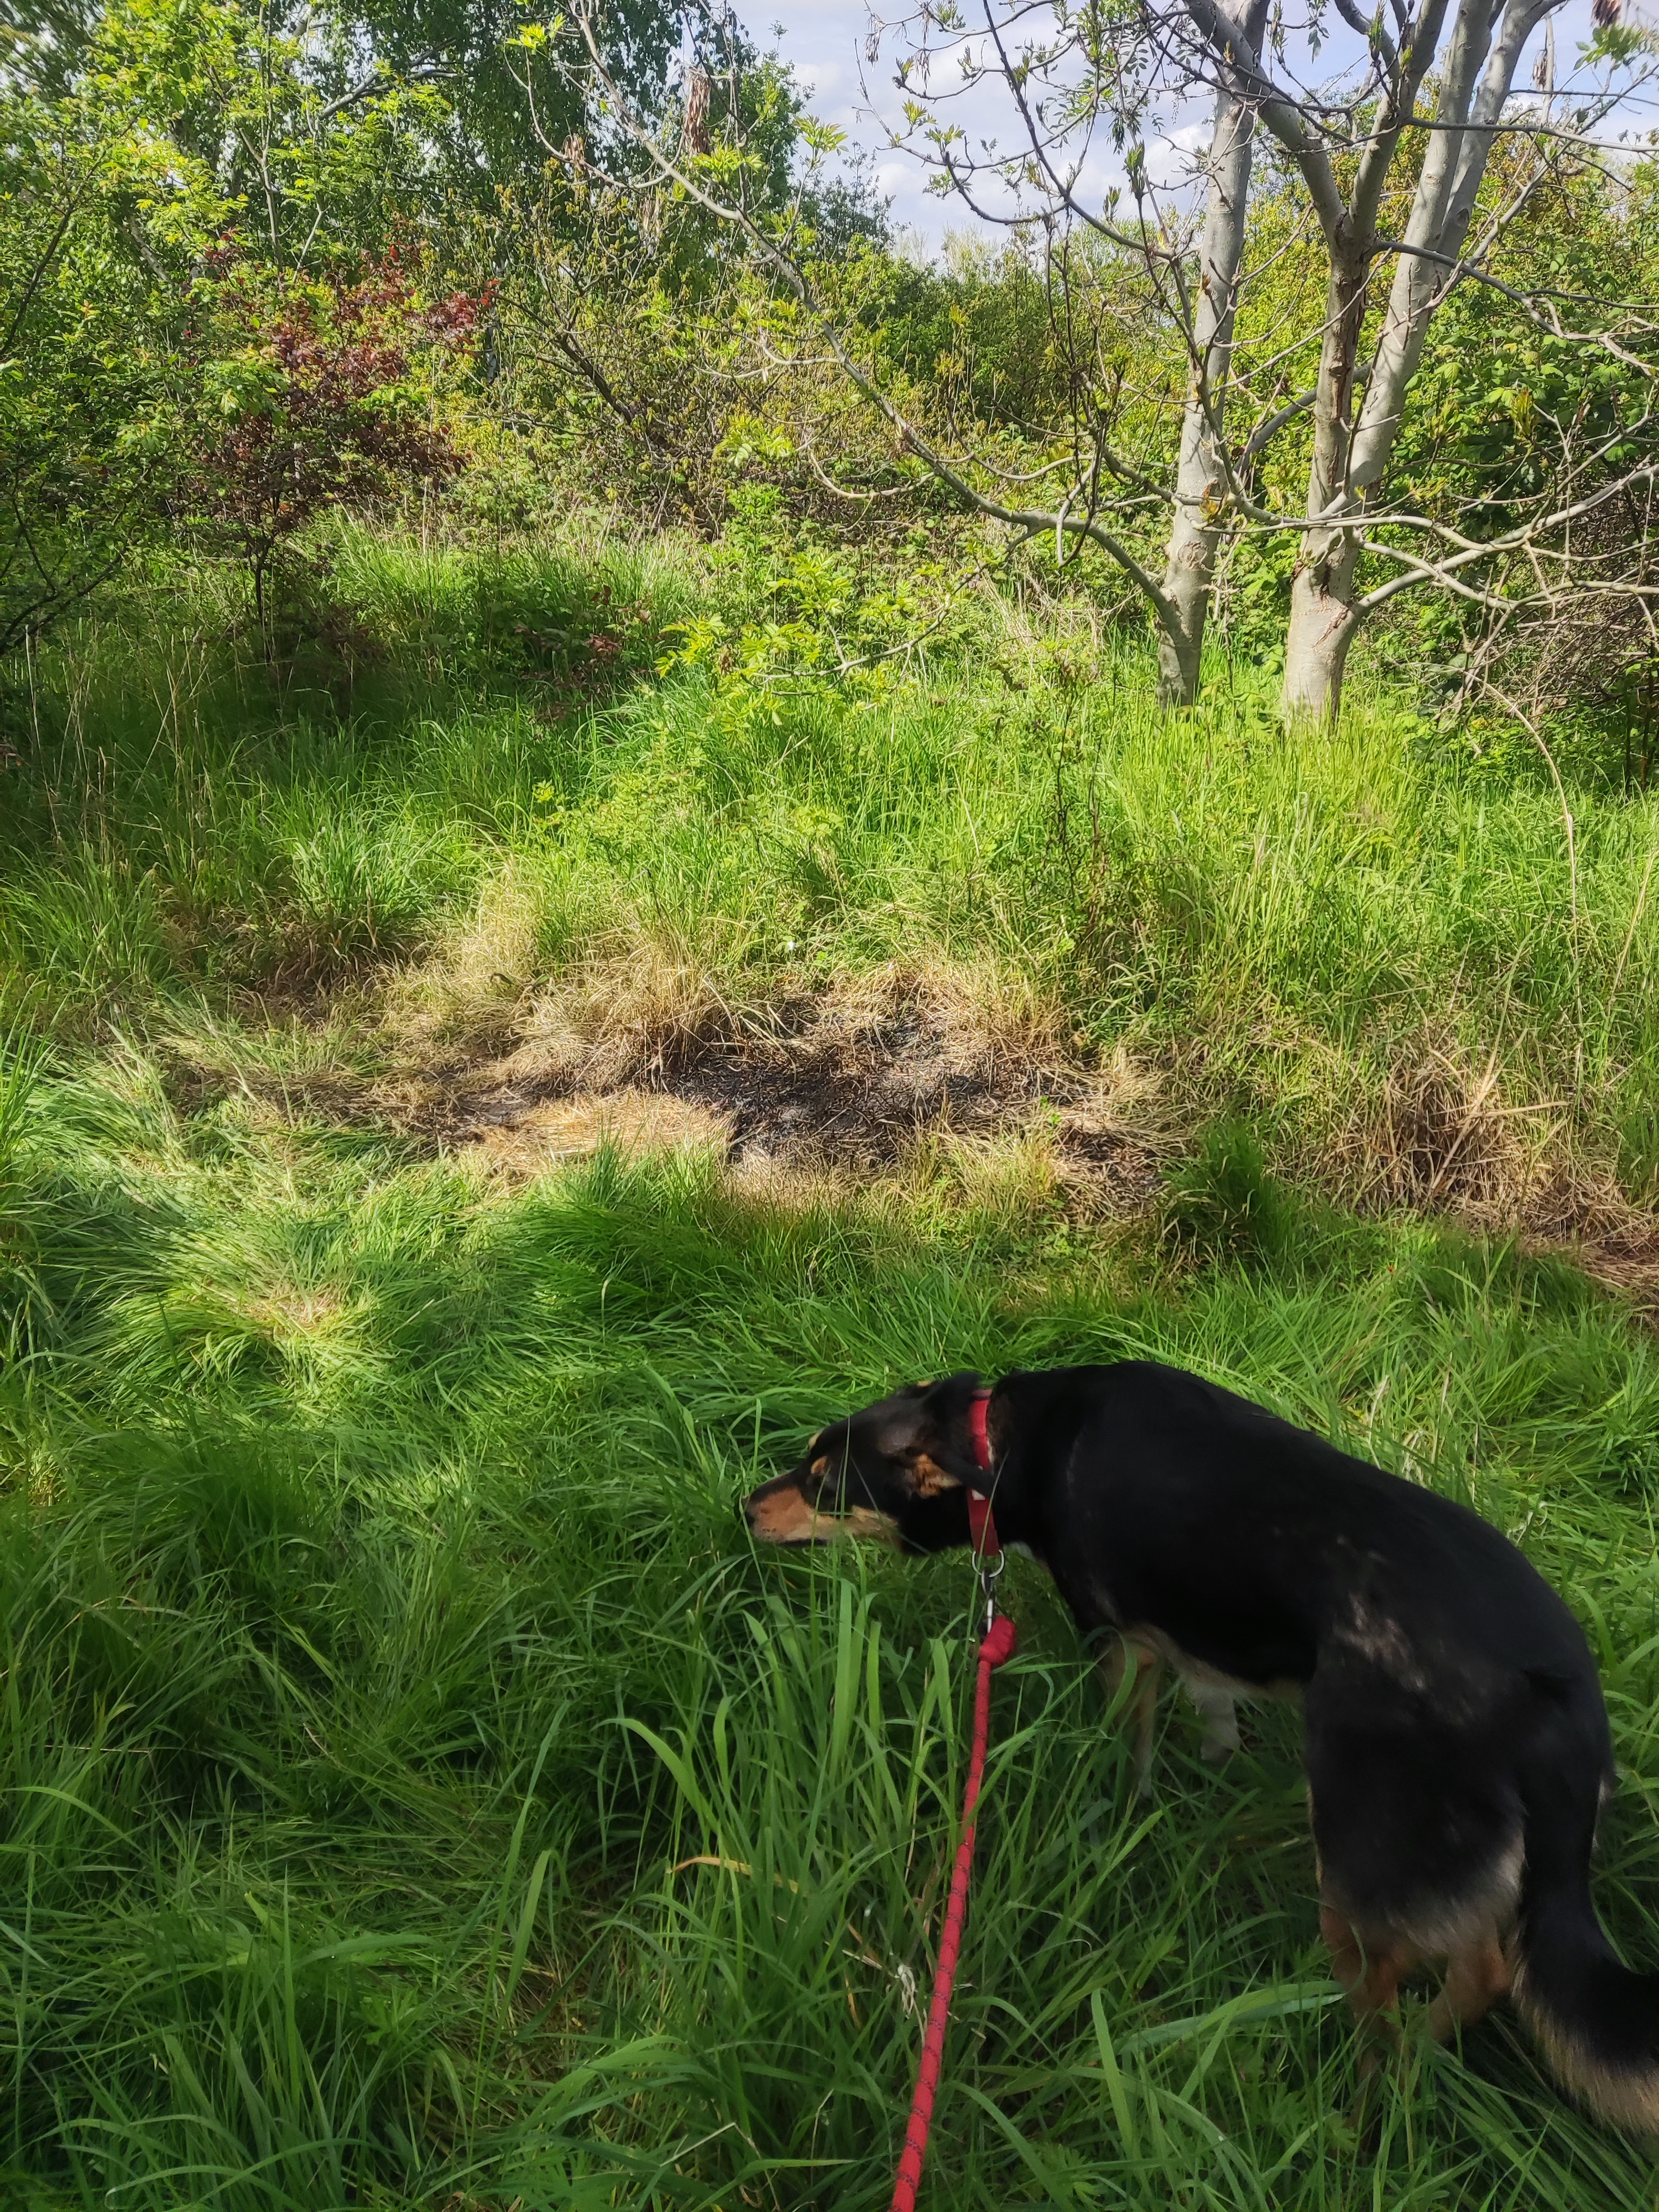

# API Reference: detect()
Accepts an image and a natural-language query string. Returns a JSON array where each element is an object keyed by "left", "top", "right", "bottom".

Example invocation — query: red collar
[{"left": 966, "top": 1388, "right": 1000, "bottom": 1557}]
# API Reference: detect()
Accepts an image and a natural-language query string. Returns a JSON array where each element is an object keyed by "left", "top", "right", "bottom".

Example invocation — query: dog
[{"left": 742, "top": 1360, "right": 1659, "bottom": 2127}]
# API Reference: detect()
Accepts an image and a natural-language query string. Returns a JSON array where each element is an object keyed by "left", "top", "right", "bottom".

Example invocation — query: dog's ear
[
  {"left": 875, "top": 1373, "right": 982, "bottom": 1493},
  {"left": 872, "top": 1384, "right": 932, "bottom": 1460}
]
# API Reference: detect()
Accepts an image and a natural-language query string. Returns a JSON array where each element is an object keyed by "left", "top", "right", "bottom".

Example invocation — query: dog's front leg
[
  {"left": 1101, "top": 1636, "right": 1162, "bottom": 1794},
  {"left": 1187, "top": 1683, "right": 1241, "bottom": 1765}
]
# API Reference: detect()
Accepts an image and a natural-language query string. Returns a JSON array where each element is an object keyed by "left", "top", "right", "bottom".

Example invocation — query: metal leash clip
[{"left": 977, "top": 1547, "right": 1005, "bottom": 1636}]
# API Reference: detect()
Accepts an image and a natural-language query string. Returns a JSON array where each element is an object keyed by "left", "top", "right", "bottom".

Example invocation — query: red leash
[{"left": 889, "top": 1391, "right": 1017, "bottom": 2212}]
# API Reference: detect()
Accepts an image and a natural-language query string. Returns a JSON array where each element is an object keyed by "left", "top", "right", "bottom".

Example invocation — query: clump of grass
[
  {"left": 1164, "top": 1117, "right": 1303, "bottom": 1270},
  {"left": 0, "top": 1025, "right": 49, "bottom": 1357}
]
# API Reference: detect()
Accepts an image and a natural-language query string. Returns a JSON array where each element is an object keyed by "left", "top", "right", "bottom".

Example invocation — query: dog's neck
[
  {"left": 945, "top": 1379, "right": 1030, "bottom": 1548},
  {"left": 941, "top": 1368, "right": 1102, "bottom": 1559}
]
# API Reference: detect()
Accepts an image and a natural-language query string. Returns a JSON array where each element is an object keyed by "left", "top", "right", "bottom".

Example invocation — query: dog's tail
[{"left": 1514, "top": 1697, "right": 1659, "bottom": 2130}]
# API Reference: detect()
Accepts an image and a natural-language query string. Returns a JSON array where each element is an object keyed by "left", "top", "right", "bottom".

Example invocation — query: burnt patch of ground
[
  {"left": 155, "top": 967, "right": 1659, "bottom": 1304},
  {"left": 397, "top": 970, "right": 1167, "bottom": 1204}
]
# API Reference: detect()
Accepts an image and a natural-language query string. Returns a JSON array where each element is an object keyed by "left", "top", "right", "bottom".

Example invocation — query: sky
[{"left": 753, "top": 0, "right": 1659, "bottom": 247}]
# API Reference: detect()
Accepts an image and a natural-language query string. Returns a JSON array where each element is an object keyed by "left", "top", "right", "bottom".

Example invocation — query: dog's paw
[{"left": 1188, "top": 1686, "right": 1241, "bottom": 1767}]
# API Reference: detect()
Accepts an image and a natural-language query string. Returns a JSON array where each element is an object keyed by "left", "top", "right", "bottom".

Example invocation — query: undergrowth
[
  {"left": 5, "top": 525, "right": 1659, "bottom": 2207},
  {"left": 3, "top": 521, "right": 1659, "bottom": 1219}
]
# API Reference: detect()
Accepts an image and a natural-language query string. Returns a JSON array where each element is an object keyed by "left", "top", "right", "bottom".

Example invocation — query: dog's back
[{"left": 1028, "top": 1360, "right": 1593, "bottom": 1689}]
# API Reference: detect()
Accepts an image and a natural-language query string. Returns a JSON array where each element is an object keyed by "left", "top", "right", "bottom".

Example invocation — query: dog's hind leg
[
  {"left": 1101, "top": 1637, "right": 1162, "bottom": 1794},
  {"left": 1319, "top": 1899, "right": 1416, "bottom": 2064},
  {"left": 1427, "top": 1932, "right": 1510, "bottom": 2043},
  {"left": 1188, "top": 1683, "right": 1241, "bottom": 1766}
]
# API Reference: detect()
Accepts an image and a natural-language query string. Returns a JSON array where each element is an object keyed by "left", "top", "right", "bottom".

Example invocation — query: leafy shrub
[
  {"left": 0, "top": 87, "right": 191, "bottom": 657},
  {"left": 181, "top": 245, "right": 483, "bottom": 646}
]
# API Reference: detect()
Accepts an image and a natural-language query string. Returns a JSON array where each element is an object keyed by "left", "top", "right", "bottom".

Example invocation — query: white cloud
[{"left": 795, "top": 59, "right": 846, "bottom": 98}]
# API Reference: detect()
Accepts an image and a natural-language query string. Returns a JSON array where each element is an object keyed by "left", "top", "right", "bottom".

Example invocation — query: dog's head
[{"left": 743, "top": 1373, "right": 985, "bottom": 1553}]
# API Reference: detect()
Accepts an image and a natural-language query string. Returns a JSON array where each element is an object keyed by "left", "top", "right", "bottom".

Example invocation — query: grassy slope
[
  {"left": 8, "top": 522, "right": 1659, "bottom": 1203},
  {"left": 4, "top": 529, "right": 1659, "bottom": 2209}
]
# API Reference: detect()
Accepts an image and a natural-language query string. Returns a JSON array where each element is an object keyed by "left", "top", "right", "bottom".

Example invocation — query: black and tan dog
[{"left": 743, "top": 1360, "right": 1659, "bottom": 2127}]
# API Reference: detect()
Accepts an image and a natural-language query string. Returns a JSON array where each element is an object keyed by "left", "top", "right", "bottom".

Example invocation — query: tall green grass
[
  {"left": 6, "top": 529, "right": 1659, "bottom": 2206},
  {"left": 3, "top": 1037, "right": 1659, "bottom": 2207}
]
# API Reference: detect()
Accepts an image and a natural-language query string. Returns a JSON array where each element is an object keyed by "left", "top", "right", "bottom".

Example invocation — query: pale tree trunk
[
  {"left": 1280, "top": 252, "right": 1369, "bottom": 719},
  {"left": 1281, "top": 0, "right": 1563, "bottom": 721},
  {"left": 1157, "top": 0, "right": 1270, "bottom": 709}
]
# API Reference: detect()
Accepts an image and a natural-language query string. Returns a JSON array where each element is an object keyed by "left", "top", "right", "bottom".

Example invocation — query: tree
[
  {"left": 1374, "top": 151, "right": 1659, "bottom": 753},
  {"left": 3, "top": 0, "right": 705, "bottom": 195},
  {"left": 181, "top": 244, "right": 478, "bottom": 645},
  {"left": 875, "top": 0, "right": 1275, "bottom": 703},
  {"left": 0, "top": 85, "right": 198, "bottom": 660},
  {"left": 1, "top": 0, "right": 100, "bottom": 97},
  {"left": 82, "top": 0, "right": 462, "bottom": 270},
  {"left": 1156, "top": 0, "right": 1269, "bottom": 705},
  {"left": 0, "top": 0, "right": 483, "bottom": 667},
  {"left": 1188, "top": 0, "right": 1613, "bottom": 716},
  {"left": 883, "top": 0, "right": 1659, "bottom": 718},
  {"left": 494, "top": 25, "right": 901, "bottom": 530},
  {"left": 352, "top": 0, "right": 694, "bottom": 193},
  {"left": 531, "top": 2, "right": 1206, "bottom": 681}
]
